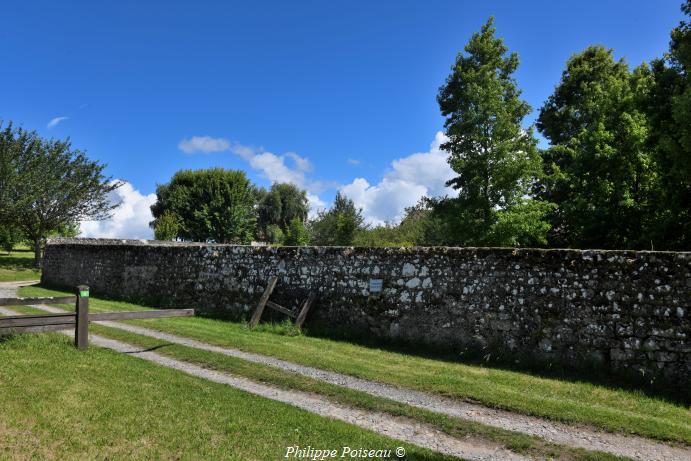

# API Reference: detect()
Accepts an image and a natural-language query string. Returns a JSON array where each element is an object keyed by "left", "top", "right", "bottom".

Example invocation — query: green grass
[
  {"left": 2, "top": 305, "right": 627, "bottom": 461},
  {"left": 91, "top": 322, "right": 630, "bottom": 461},
  {"left": 0, "top": 333, "right": 459, "bottom": 461},
  {"left": 0, "top": 247, "right": 40, "bottom": 282},
  {"left": 18, "top": 285, "right": 691, "bottom": 446}
]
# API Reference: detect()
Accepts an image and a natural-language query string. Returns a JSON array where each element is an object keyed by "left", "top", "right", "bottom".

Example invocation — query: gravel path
[
  {"left": 91, "top": 334, "right": 526, "bottom": 461},
  {"left": 2, "top": 281, "right": 690, "bottom": 461},
  {"left": 0, "top": 285, "right": 522, "bottom": 461}
]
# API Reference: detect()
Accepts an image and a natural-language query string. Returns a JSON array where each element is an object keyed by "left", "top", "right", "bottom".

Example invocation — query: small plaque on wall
[{"left": 369, "top": 279, "right": 383, "bottom": 294}]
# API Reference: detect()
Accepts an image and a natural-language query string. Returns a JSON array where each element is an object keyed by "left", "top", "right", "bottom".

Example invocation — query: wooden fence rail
[{"left": 0, "top": 285, "right": 194, "bottom": 350}]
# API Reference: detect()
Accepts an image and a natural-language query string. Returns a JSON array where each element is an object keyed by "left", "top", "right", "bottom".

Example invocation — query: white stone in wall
[
  {"left": 405, "top": 278, "right": 420, "bottom": 288},
  {"left": 402, "top": 263, "right": 416, "bottom": 277}
]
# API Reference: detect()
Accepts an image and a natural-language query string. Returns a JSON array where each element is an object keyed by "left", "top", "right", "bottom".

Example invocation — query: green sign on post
[{"left": 79, "top": 290, "right": 89, "bottom": 298}]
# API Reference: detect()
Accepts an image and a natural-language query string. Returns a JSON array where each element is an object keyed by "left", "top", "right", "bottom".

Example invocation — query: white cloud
[
  {"left": 339, "top": 132, "right": 454, "bottom": 225},
  {"left": 285, "top": 152, "right": 313, "bottom": 172},
  {"left": 230, "top": 143, "right": 312, "bottom": 188},
  {"left": 179, "top": 135, "right": 328, "bottom": 217},
  {"left": 230, "top": 143, "right": 329, "bottom": 217},
  {"left": 178, "top": 136, "right": 230, "bottom": 154},
  {"left": 306, "top": 193, "right": 326, "bottom": 218},
  {"left": 47, "top": 116, "right": 69, "bottom": 129},
  {"left": 175, "top": 132, "right": 453, "bottom": 225},
  {"left": 79, "top": 181, "right": 156, "bottom": 239}
]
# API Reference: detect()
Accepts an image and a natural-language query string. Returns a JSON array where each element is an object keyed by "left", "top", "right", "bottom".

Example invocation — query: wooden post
[
  {"left": 295, "top": 294, "right": 315, "bottom": 329},
  {"left": 75, "top": 285, "right": 89, "bottom": 351},
  {"left": 249, "top": 276, "right": 278, "bottom": 328}
]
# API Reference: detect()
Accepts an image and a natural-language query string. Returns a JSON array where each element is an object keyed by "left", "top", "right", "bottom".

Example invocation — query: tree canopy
[
  {"left": 0, "top": 122, "right": 120, "bottom": 265},
  {"left": 536, "top": 46, "right": 654, "bottom": 249},
  {"left": 435, "top": 17, "right": 552, "bottom": 247},
  {"left": 150, "top": 168, "right": 257, "bottom": 244},
  {"left": 309, "top": 192, "right": 365, "bottom": 246},
  {"left": 348, "top": 4, "right": 691, "bottom": 251},
  {"left": 642, "top": 0, "right": 691, "bottom": 249},
  {"left": 4, "top": 3, "right": 691, "bottom": 252},
  {"left": 256, "top": 183, "right": 309, "bottom": 241}
]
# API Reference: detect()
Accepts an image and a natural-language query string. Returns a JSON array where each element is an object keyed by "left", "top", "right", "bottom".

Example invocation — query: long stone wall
[{"left": 42, "top": 238, "right": 690, "bottom": 389}]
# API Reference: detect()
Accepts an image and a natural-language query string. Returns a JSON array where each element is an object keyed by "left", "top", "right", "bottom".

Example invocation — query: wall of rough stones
[{"left": 42, "top": 238, "right": 690, "bottom": 388}]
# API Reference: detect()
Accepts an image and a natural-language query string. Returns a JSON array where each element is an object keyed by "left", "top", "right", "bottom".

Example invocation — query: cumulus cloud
[
  {"left": 47, "top": 116, "right": 69, "bottom": 129},
  {"left": 79, "top": 181, "right": 156, "bottom": 239},
  {"left": 179, "top": 135, "right": 328, "bottom": 216},
  {"left": 229, "top": 143, "right": 329, "bottom": 217},
  {"left": 178, "top": 136, "right": 231, "bottom": 154},
  {"left": 340, "top": 132, "right": 454, "bottom": 225},
  {"left": 230, "top": 143, "right": 312, "bottom": 187},
  {"left": 175, "top": 132, "right": 453, "bottom": 224},
  {"left": 306, "top": 193, "right": 326, "bottom": 218}
]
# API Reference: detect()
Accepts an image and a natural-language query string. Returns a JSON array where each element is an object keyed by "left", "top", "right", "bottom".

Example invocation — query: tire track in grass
[
  {"left": 4, "top": 282, "right": 690, "bottom": 461},
  {"left": 0, "top": 289, "right": 522, "bottom": 461}
]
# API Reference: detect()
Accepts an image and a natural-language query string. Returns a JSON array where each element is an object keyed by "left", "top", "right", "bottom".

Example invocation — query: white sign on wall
[{"left": 369, "top": 279, "right": 383, "bottom": 294}]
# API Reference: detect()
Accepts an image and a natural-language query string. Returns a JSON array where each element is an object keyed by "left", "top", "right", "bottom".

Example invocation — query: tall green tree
[
  {"left": 643, "top": 0, "right": 691, "bottom": 249},
  {"left": 537, "top": 46, "right": 655, "bottom": 249},
  {"left": 150, "top": 168, "right": 257, "bottom": 244},
  {"left": 256, "top": 183, "right": 309, "bottom": 240},
  {"left": 436, "top": 18, "right": 551, "bottom": 247},
  {"left": 284, "top": 217, "right": 309, "bottom": 246},
  {"left": 309, "top": 192, "right": 365, "bottom": 246},
  {"left": 0, "top": 122, "right": 121, "bottom": 266}
]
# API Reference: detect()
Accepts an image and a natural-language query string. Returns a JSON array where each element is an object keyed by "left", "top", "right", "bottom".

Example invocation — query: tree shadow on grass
[
  {"left": 23, "top": 282, "right": 691, "bottom": 407},
  {"left": 0, "top": 249, "right": 37, "bottom": 271},
  {"left": 301, "top": 323, "right": 691, "bottom": 407}
]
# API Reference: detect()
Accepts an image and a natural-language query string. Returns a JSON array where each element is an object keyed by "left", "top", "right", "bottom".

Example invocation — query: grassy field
[
  {"left": 0, "top": 247, "right": 40, "bottom": 282},
  {"left": 0, "top": 333, "right": 458, "bottom": 461},
  {"left": 17, "top": 285, "right": 691, "bottom": 446},
  {"left": 7, "top": 304, "right": 625, "bottom": 461}
]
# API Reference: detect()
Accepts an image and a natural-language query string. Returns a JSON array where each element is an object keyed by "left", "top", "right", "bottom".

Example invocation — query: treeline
[
  {"left": 2, "top": 2, "right": 690, "bottom": 258},
  {"left": 154, "top": 2, "right": 691, "bottom": 250},
  {"left": 148, "top": 168, "right": 365, "bottom": 246},
  {"left": 361, "top": 2, "right": 691, "bottom": 251}
]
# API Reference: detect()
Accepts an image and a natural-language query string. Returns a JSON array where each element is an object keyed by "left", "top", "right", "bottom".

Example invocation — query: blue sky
[{"left": 1, "top": 0, "right": 685, "bottom": 237}]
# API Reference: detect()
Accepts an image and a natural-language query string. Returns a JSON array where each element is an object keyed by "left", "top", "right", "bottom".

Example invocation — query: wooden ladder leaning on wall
[{"left": 248, "top": 276, "right": 315, "bottom": 329}]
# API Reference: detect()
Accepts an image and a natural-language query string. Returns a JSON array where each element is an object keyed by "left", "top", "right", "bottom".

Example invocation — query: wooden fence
[{"left": 0, "top": 285, "right": 193, "bottom": 350}]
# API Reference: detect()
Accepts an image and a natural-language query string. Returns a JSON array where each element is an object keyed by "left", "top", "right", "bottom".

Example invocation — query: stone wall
[{"left": 42, "top": 238, "right": 690, "bottom": 388}]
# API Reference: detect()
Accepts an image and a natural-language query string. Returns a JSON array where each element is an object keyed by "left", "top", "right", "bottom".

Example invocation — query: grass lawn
[
  {"left": 4, "top": 304, "right": 627, "bottom": 461},
  {"left": 0, "top": 247, "right": 40, "bottom": 282},
  {"left": 17, "top": 285, "right": 691, "bottom": 446},
  {"left": 0, "top": 333, "right": 457, "bottom": 461}
]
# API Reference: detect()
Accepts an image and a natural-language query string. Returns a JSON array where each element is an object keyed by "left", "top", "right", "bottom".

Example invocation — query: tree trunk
[{"left": 33, "top": 238, "right": 42, "bottom": 269}]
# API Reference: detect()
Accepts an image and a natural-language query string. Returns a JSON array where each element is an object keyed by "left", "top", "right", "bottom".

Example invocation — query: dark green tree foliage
[
  {"left": 265, "top": 224, "right": 285, "bottom": 244},
  {"left": 150, "top": 168, "right": 257, "bottom": 244},
  {"left": 309, "top": 192, "right": 365, "bottom": 246},
  {"left": 436, "top": 18, "right": 552, "bottom": 247},
  {"left": 537, "top": 46, "right": 656, "bottom": 249},
  {"left": 256, "top": 183, "right": 309, "bottom": 240},
  {"left": 0, "top": 122, "right": 121, "bottom": 266},
  {"left": 643, "top": 0, "right": 691, "bottom": 249},
  {"left": 153, "top": 211, "right": 181, "bottom": 241},
  {"left": 353, "top": 200, "right": 437, "bottom": 247},
  {"left": 284, "top": 217, "right": 309, "bottom": 246},
  {"left": 0, "top": 225, "right": 22, "bottom": 254}
]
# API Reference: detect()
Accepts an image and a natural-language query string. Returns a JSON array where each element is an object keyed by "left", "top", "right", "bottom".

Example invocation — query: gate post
[{"left": 75, "top": 285, "right": 90, "bottom": 350}]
